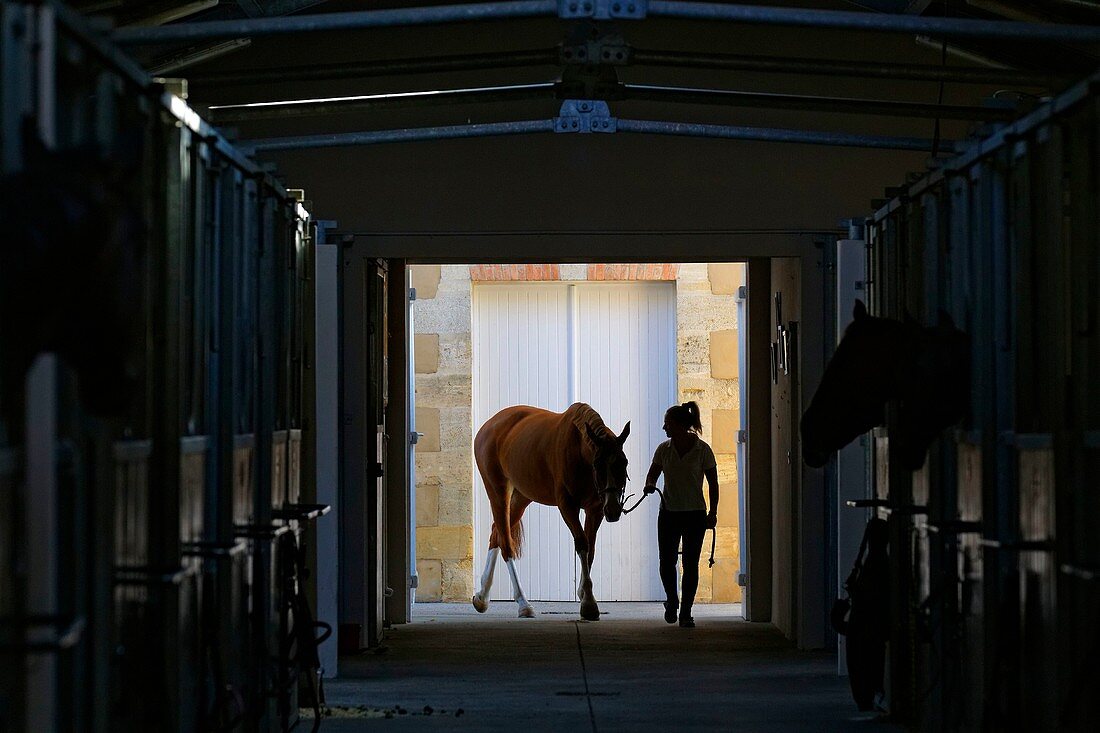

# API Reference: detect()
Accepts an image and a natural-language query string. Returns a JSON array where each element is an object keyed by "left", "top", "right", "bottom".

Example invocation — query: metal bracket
[
  {"left": 737, "top": 429, "right": 747, "bottom": 444},
  {"left": 409, "top": 286, "right": 417, "bottom": 301},
  {"left": 410, "top": 431, "right": 424, "bottom": 444},
  {"left": 558, "top": 0, "right": 647, "bottom": 20},
  {"left": 555, "top": 100, "right": 617, "bottom": 133},
  {"left": 560, "top": 36, "right": 631, "bottom": 66}
]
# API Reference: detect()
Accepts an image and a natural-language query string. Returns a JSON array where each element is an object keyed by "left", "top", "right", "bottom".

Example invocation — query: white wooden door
[{"left": 472, "top": 282, "right": 676, "bottom": 601}]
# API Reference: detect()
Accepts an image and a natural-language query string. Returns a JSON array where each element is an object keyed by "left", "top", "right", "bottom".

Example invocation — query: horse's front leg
[
  {"left": 559, "top": 502, "right": 599, "bottom": 620},
  {"left": 581, "top": 510, "right": 603, "bottom": 618}
]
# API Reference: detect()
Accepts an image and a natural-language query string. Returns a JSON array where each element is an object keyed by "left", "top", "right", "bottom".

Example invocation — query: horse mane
[{"left": 566, "top": 403, "right": 613, "bottom": 448}]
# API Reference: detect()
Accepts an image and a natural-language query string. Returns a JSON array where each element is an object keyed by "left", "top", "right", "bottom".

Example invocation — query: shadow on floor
[{"left": 313, "top": 602, "right": 900, "bottom": 732}]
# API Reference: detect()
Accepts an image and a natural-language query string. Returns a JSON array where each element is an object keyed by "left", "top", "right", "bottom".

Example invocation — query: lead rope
[{"left": 621, "top": 488, "right": 717, "bottom": 568}]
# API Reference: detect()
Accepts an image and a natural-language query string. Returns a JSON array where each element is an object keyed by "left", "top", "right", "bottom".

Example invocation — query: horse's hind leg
[
  {"left": 472, "top": 544, "right": 498, "bottom": 613},
  {"left": 472, "top": 459, "right": 509, "bottom": 613},
  {"left": 504, "top": 493, "right": 534, "bottom": 618}
]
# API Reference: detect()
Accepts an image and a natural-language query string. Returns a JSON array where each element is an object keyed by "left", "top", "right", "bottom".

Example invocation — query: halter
[{"left": 621, "top": 487, "right": 717, "bottom": 568}]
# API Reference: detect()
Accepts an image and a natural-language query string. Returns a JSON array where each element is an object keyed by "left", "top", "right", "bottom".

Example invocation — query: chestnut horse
[{"left": 472, "top": 403, "right": 630, "bottom": 620}]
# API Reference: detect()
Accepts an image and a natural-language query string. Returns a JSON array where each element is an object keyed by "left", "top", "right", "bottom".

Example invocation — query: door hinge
[
  {"left": 737, "top": 285, "right": 747, "bottom": 301},
  {"left": 737, "top": 429, "right": 748, "bottom": 444},
  {"left": 409, "top": 287, "right": 417, "bottom": 302},
  {"left": 410, "top": 431, "right": 424, "bottom": 444},
  {"left": 410, "top": 574, "right": 419, "bottom": 590},
  {"left": 737, "top": 573, "right": 747, "bottom": 587}
]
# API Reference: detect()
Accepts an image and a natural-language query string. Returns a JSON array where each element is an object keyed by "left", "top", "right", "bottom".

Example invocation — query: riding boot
[{"left": 663, "top": 599, "right": 678, "bottom": 624}]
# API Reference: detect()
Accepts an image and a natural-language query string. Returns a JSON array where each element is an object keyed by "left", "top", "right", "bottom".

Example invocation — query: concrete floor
[{"left": 308, "top": 602, "right": 900, "bottom": 732}]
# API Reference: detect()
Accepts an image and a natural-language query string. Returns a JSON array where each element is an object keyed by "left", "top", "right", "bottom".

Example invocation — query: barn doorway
[{"left": 409, "top": 263, "right": 746, "bottom": 611}]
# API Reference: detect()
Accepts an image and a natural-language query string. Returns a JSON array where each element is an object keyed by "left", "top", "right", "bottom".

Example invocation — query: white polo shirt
[{"left": 652, "top": 437, "right": 717, "bottom": 512}]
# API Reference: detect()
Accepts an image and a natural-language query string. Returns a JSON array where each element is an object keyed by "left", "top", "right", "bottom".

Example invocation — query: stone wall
[
  {"left": 411, "top": 265, "right": 475, "bottom": 602},
  {"left": 676, "top": 263, "right": 746, "bottom": 603},
  {"left": 410, "top": 262, "right": 745, "bottom": 603}
]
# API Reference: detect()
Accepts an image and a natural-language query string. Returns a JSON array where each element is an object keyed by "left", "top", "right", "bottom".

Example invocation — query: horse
[
  {"left": 801, "top": 300, "right": 969, "bottom": 471},
  {"left": 0, "top": 135, "right": 144, "bottom": 429},
  {"left": 472, "top": 403, "right": 630, "bottom": 620}
]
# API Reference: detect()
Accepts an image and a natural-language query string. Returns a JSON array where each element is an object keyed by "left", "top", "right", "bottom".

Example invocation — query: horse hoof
[
  {"left": 580, "top": 602, "right": 600, "bottom": 621},
  {"left": 472, "top": 594, "right": 488, "bottom": 613},
  {"left": 518, "top": 605, "right": 535, "bottom": 618}
]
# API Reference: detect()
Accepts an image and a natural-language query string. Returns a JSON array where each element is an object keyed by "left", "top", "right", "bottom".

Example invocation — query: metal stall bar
[
  {"left": 110, "top": 0, "right": 1100, "bottom": 45},
  {"left": 615, "top": 119, "right": 951, "bottom": 150},
  {"left": 111, "top": 0, "right": 559, "bottom": 44},
  {"left": 205, "top": 83, "right": 559, "bottom": 123},
  {"left": 186, "top": 46, "right": 1064, "bottom": 90},
  {"left": 186, "top": 48, "right": 560, "bottom": 86},
  {"left": 210, "top": 81, "right": 1009, "bottom": 123},
  {"left": 629, "top": 49, "right": 1068, "bottom": 88},
  {"left": 646, "top": 1, "right": 1100, "bottom": 43},
  {"left": 619, "top": 84, "right": 1012, "bottom": 121},
  {"left": 242, "top": 117, "right": 951, "bottom": 152}
]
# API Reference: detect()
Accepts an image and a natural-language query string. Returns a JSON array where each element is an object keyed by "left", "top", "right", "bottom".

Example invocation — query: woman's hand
[
  {"left": 643, "top": 485, "right": 658, "bottom": 495},
  {"left": 705, "top": 512, "right": 717, "bottom": 529}
]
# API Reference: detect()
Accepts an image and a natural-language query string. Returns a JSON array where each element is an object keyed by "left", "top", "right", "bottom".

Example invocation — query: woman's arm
[
  {"left": 644, "top": 462, "right": 662, "bottom": 493},
  {"left": 704, "top": 465, "right": 720, "bottom": 528}
]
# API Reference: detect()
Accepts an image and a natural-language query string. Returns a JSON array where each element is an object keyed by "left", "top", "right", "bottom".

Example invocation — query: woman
[{"left": 643, "top": 401, "right": 719, "bottom": 628}]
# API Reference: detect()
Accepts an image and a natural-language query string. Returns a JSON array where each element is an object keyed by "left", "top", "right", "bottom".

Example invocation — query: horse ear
[
  {"left": 938, "top": 308, "right": 956, "bottom": 329},
  {"left": 853, "top": 299, "right": 868, "bottom": 321},
  {"left": 618, "top": 421, "right": 631, "bottom": 444}
]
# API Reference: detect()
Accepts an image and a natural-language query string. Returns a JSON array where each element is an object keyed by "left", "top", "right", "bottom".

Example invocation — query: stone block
[
  {"left": 711, "top": 409, "right": 739, "bottom": 454},
  {"left": 715, "top": 526, "right": 739, "bottom": 559},
  {"left": 677, "top": 332, "right": 709, "bottom": 370},
  {"left": 709, "top": 330, "right": 739, "bottom": 380},
  {"left": 440, "top": 408, "right": 472, "bottom": 452},
  {"left": 415, "top": 291, "right": 471, "bottom": 334},
  {"left": 416, "top": 484, "right": 439, "bottom": 527},
  {"left": 417, "top": 525, "right": 472, "bottom": 560},
  {"left": 416, "top": 451, "right": 472, "bottom": 490},
  {"left": 414, "top": 372, "right": 472, "bottom": 408},
  {"left": 416, "top": 559, "right": 443, "bottom": 602},
  {"left": 438, "top": 484, "right": 474, "bottom": 526},
  {"left": 560, "top": 264, "right": 587, "bottom": 281},
  {"left": 717, "top": 483, "right": 738, "bottom": 527},
  {"left": 411, "top": 265, "right": 441, "bottom": 300},
  {"left": 414, "top": 334, "right": 440, "bottom": 374},
  {"left": 710, "top": 558, "right": 742, "bottom": 602},
  {"left": 708, "top": 263, "right": 744, "bottom": 295},
  {"left": 677, "top": 263, "right": 709, "bottom": 284},
  {"left": 439, "top": 333, "right": 471, "bottom": 372},
  {"left": 442, "top": 557, "right": 474, "bottom": 601},
  {"left": 415, "top": 407, "right": 440, "bottom": 452},
  {"left": 676, "top": 294, "right": 738, "bottom": 332}
]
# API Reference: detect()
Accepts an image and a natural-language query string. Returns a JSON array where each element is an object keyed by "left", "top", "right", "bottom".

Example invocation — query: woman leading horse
[{"left": 472, "top": 403, "right": 630, "bottom": 620}]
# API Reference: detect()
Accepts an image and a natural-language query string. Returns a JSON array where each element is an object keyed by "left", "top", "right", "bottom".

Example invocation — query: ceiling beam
[{"left": 110, "top": 1, "right": 1100, "bottom": 46}]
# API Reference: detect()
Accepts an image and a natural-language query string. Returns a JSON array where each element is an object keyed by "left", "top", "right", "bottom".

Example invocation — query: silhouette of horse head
[{"left": 801, "top": 300, "right": 969, "bottom": 471}]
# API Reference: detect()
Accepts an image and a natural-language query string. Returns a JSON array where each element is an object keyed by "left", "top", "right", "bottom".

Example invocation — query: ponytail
[{"left": 665, "top": 401, "right": 703, "bottom": 434}]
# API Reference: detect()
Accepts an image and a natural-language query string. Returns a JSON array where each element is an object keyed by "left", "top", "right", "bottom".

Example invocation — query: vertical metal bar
[{"left": 311, "top": 222, "right": 339, "bottom": 677}]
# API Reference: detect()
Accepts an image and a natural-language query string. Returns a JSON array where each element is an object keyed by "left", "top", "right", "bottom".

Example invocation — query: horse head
[
  {"left": 585, "top": 421, "right": 631, "bottom": 522},
  {"left": 0, "top": 136, "right": 145, "bottom": 420},
  {"left": 800, "top": 300, "right": 969, "bottom": 471}
]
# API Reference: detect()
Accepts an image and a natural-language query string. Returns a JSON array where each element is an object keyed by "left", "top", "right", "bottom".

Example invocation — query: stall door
[{"left": 472, "top": 282, "right": 676, "bottom": 601}]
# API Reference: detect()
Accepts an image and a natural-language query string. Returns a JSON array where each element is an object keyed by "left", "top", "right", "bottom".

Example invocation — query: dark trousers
[{"left": 657, "top": 508, "right": 707, "bottom": 613}]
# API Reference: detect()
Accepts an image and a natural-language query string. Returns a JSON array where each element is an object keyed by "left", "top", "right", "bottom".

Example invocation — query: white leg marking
[
  {"left": 506, "top": 558, "right": 535, "bottom": 618},
  {"left": 471, "top": 547, "right": 499, "bottom": 613}
]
